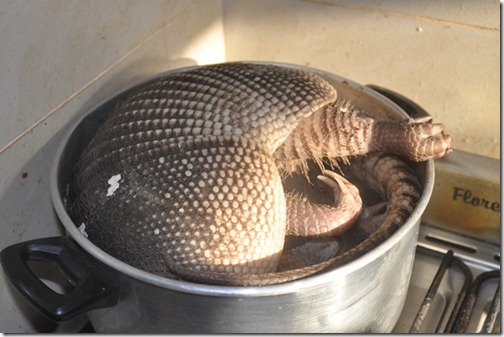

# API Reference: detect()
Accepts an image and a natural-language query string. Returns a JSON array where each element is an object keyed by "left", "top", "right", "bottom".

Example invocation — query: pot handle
[
  {"left": 366, "top": 84, "right": 432, "bottom": 121},
  {"left": 0, "top": 236, "right": 120, "bottom": 322}
]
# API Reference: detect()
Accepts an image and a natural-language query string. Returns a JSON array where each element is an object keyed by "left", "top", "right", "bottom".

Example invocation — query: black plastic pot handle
[
  {"left": 0, "top": 236, "right": 120, "bottom": 322},
  {"left": 366, "top": 84, "right": 432, "bottom": 121}
]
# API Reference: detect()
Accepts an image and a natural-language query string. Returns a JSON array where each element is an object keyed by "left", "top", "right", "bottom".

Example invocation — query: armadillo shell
[{"left": 70, "top": 63, "right": 336, "bottom": 279}]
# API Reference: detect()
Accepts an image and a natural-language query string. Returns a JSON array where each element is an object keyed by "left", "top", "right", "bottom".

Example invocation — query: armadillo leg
[
  {"left": 285, "top": 170, "right": 362, "bottom": 237},
  {"left": 274, "top": 99, "right": 452, "bottom": 173},
  {"left": 275, "top": 100, "right": 374, "bottom": 173}
]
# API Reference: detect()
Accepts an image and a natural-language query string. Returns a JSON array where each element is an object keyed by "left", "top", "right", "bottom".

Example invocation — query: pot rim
[{"left": 49, "top": 62, "right": 435, "bottom": 297}]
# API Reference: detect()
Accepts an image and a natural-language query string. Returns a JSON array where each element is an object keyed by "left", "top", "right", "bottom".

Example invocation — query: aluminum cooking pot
[{"left": 0, "top": 63, "right": 435, "bottom": 333}]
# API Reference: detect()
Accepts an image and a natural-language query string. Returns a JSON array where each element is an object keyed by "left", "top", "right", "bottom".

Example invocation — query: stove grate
[
  {"left": 409, "top": 247, "right": 473, "bottom": 333},
  {"left": 453, "top": 270, "right": 501, "bottom": 333}
]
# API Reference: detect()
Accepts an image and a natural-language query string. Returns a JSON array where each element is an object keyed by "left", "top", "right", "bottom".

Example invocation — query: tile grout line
[
  {"left": 303, "top": 0, "right": 500, "bottom": 32},
  {"left": 0, "top": 2, "right": 198, "bottom": 157},
  {"left": 0, "top": 26, "right": 158, "bottom": 156}
]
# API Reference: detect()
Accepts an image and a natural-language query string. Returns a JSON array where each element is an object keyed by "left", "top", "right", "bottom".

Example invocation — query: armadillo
[{"left": 71, "top": 62, "right": 452, "bottom": 286}]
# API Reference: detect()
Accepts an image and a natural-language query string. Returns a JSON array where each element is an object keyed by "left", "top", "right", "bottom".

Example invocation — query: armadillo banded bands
[
  {"left": 71, "top": 63, "right": 337, "bottom": 281},
  {"left": 70, "top": 62, "right": 450, "bottom": 285}
]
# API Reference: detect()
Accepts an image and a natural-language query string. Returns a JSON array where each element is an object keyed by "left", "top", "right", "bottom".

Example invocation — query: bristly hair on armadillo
[
  {"left": 274, "top": 97, "right": 377, "bottom": 176},
  {"left": 285, "top": 98, "right": 370, "bottom": 176}
]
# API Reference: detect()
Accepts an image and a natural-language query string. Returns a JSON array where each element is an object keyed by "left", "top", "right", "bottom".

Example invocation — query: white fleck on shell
[
  {"left": 78, "top": 223, "right": 89, "bottom": 238},
  {"left": 106, "top": 174, "right": 122, "bottom": 197}
]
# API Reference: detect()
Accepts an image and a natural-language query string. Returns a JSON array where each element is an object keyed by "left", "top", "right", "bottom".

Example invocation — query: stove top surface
[{"left": 393, "top": 224, "right": 500, "bottom": 333}]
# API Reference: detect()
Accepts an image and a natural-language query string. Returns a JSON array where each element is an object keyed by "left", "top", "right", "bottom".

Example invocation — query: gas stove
[{"left": 391, "top": 147, "right": 501, "bottom": 333}]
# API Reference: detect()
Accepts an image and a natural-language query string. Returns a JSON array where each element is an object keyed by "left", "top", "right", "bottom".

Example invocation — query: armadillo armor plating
[{"left": 71, "top": 63, "right": 452, "bottom": 285}]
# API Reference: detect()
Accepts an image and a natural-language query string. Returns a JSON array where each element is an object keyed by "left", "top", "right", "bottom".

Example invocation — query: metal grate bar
[
  {"left": 443, "top": 256, "right": 473, "bottom": 332},
  {"left": 409, "top": 247, "right": 473, "bottom": 333},
  {"left": 480, "top": 283, "right": 500, "bottom": 333},
  {"left": 409, "top": 249, "right": 453, "bottom": 332},
  {"left": 452, "top": 270, "right": 501, "bottom": 333}
]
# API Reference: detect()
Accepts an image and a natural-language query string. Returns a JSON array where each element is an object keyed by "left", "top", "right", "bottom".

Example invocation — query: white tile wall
[
  {"left": 312, "top": 0, "right": 499, "bottom": 29},
  {"left": 0, "top": 0, "right": 225, "bottom": 332},
  {"left": 223, "top": 0, "right": 500, "bottom": 159}
]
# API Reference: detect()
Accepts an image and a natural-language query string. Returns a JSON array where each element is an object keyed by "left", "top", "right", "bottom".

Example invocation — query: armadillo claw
[
  {"left": 316, "top": 170, "right": 352, "bottom": 200},
  {"left": 317, "top": 170, "right": 360, "bottom": 206},
  {"left": 409, "top": 115, "right": 433, "bottom": 124},
  {"left": 314, "top": 170, "right": 363, "bottom": 235},
  {"left": 285, "top": 170, "right": 362, "bottom": 237}
]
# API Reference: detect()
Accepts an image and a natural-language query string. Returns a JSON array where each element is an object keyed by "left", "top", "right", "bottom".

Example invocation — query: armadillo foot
[
  {"left": 408, "top": 122, "right": 452, "bottom": 161},
  {"left": 373, "top": 121, "right": 452, "bottom": 162},
  {"left": 285, "top": 169, "right": 362, "bottom": 237}
]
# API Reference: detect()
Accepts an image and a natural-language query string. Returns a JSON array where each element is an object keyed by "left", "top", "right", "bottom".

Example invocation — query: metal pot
[{"left": 0, "top": 63, "right": 434, "bottom": 333}]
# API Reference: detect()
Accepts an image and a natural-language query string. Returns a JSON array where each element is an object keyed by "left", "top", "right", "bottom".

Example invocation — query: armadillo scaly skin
[
  {"left": 275, "top": 98, "right": 452, "bottom": 173},
  {"left": 71, "top": 62, "right": 452, "bottom": 285}
]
